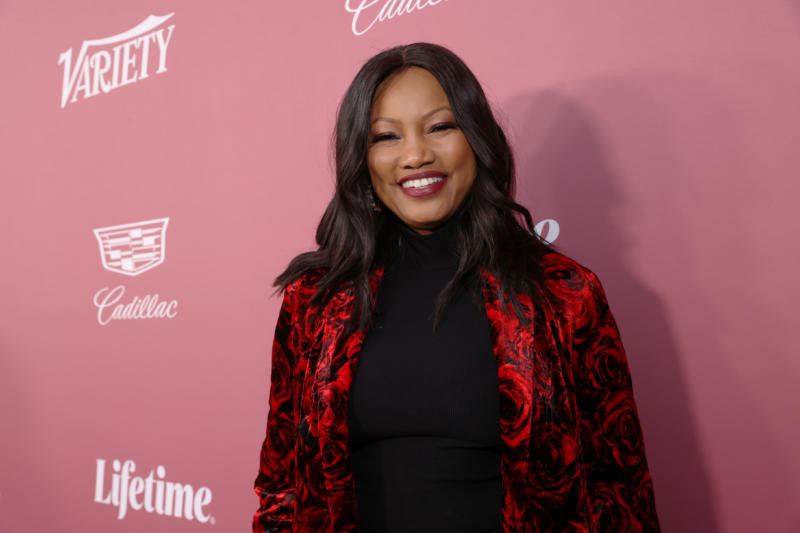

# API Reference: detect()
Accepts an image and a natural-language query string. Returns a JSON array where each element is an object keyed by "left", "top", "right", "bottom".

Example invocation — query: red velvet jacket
[{"left": 253, "top": 251, "right": 660, "bottom": 532}]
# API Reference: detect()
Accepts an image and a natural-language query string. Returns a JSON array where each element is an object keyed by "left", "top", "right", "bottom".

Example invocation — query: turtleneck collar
[{"left": 396, "top": 216, "right": 460, "bottom": 270}]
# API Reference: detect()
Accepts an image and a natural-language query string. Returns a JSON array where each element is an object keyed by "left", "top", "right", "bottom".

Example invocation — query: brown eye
[
  {"left": 431, "top": 122, "right": 456, "bottom": 132},
  {"left": 371, "top": 133, "right": 397, "bottom": 143}
]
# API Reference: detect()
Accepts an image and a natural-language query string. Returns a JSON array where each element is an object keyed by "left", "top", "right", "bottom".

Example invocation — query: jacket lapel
[
  {"left": 479, "top": 270, "right": 536, "bottom": 529},
  {"left": 479, "top": 270, "right": 534, "bottom": 464},
  {"left": 482, "top": 268, "right": 584, "bottom": 529},
  {"left": 313, "top": 270, "right": 383, "bottom": 530}
]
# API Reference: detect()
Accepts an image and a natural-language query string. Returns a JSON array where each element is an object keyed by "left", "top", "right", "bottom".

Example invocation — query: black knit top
[{"left": 347, "top": 219, "right": 503, "bottom": 533}]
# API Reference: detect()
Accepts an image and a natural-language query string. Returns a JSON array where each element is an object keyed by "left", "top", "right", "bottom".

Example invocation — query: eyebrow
[{"left": 370, "top": 105, "right": 452, "bottom": 125}]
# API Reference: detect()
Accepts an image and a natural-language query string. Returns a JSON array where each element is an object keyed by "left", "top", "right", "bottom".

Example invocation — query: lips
[{"left": 398, "top": 171, "right": 447, "bottom": 198}]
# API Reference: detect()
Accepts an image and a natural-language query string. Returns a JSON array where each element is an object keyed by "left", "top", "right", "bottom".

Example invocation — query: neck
[{"left": 396, "top": 217, "right": 459, "bottom": 270}]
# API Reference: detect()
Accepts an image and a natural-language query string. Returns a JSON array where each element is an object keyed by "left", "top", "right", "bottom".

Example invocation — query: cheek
[
  {"left": 367, "top": 156, "right": 393, "bottom": 205},
  {"left": 452, "top": 141, "right": 477, "bottom": 186},
  {"left": 367, "top": 151, "right": 392, "bottom": 184},
  {"left": 443, "top": 133, "right": 475, "bottom": 166}
]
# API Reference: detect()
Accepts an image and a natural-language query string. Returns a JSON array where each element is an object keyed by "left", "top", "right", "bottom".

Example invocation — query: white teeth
[{"left": 401, "top": 176, "right": 444, "bottom": 189}]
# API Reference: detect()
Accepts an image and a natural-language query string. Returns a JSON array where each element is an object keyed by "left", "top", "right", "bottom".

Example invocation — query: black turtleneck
[{"left": 347, "top": 220, "right": 503, "bottom": 533}]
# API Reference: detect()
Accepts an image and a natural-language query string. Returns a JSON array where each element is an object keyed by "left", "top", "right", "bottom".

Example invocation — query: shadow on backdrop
[{"left": 502, "top": 85, "right": 721, "bottom": 533}]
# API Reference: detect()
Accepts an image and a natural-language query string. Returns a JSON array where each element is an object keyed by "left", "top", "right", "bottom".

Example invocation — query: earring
[{"left": 368, "top": 186, "right": 382, "bottom": 213}]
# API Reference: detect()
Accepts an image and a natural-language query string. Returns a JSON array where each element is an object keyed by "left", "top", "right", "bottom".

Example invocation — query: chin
[{"left": 402, "top": 203, "right": 448, "bottom": 220}]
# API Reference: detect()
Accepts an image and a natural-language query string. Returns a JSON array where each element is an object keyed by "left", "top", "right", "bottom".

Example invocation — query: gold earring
[{"left": 368, "top": 187, "right": 382, "bottom": 213}]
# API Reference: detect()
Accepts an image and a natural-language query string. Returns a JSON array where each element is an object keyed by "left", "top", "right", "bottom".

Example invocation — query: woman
[{"left": 253, "top": 42, "right": 660, "bottom": 532}]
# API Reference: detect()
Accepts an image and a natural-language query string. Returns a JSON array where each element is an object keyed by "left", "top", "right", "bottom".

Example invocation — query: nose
[{"left": 399, "top": 133, "right": 434, "bottom": 168}]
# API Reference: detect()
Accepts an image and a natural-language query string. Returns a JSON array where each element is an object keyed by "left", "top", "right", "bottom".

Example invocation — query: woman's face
[{"left": 367, "top": 67, "right": 477, "bottom": 234}]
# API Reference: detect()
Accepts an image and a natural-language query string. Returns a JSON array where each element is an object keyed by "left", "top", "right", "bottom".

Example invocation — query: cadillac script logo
[{"left": 93, "top": 218, "right": 169, "bottom": 276}]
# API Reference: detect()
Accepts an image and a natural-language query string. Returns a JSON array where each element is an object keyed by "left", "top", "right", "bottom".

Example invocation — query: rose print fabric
[{"left": 253, "top": 251, "right": 660, "bottom": 532}]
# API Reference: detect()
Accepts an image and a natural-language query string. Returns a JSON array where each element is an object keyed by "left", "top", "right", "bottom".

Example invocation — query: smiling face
[{"left": 367, "top": 67, "right": 478, "bottom": 234}]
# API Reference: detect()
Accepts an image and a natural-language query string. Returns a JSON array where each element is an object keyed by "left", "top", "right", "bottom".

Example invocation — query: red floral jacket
[{"left": 253, "top": 251, "right": 660, "bottom": 532}]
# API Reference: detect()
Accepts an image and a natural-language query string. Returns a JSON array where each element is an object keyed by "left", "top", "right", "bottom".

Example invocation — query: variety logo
[
  {"left": 92, "top": 217, "right": 178, "bottom": 325},
  {"left": 94, "top": 459, "right": 214, "bottom": 523},
  {"left": 58, "top": 13, "right": 175, "bottom": 108},
  {"left": 345, "top": 0, "right": 447, "bottom": 36},
  {"left": 534, "top": 218, "right": 560, "bottom": 244}
]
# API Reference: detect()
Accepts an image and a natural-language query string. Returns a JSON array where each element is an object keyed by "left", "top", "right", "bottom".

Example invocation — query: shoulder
[
  {"left": 539, "top": 249, "right": 605, "bottom": 308},
  {"left": 274, "top": 270, "right": 328, "bottom": 347},
  {"left": 275, "top": 269, "right": 328, "bottom": 329},
  {"left": 283, "top": 269, "right": 326, "bottom": 301}
]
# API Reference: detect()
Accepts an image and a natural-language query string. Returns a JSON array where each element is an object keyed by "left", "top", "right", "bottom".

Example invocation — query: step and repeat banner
[{"left": 1, "top": 1, "right": 798, "bottom": 532}]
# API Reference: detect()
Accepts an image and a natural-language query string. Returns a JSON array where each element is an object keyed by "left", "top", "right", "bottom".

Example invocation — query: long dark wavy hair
[{"left": 275, "top": 42, "right": 552, "bottom": 330}]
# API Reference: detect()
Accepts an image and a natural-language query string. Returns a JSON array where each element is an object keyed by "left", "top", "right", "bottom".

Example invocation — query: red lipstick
[{"left": 398, "top": 171, "right": 447, "bottom": 198}]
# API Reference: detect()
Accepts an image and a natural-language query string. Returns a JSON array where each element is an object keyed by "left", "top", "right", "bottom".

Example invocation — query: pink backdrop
[{"left": 1, "top": 1, "right": 799, "bottom": 531}]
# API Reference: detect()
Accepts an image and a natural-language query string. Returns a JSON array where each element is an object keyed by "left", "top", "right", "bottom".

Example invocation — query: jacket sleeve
[
  {"left": 572, "top": 270, "right": 661, "bottom": 532},
  {"left": 253, "top": 283, "right": 300, "bottom": 532}
]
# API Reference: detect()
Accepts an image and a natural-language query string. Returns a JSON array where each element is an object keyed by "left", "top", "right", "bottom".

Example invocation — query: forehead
[{"left": 370, "top": 67, "right": 450, "bottom": 119}]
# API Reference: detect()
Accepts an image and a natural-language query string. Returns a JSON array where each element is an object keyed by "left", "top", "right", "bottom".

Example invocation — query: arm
[
  {"left": 572, "top": 270, "right": 660, "bottom": 532},
  {"left": 253, "top": 283, "right": 300, "bottom": 532}
]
